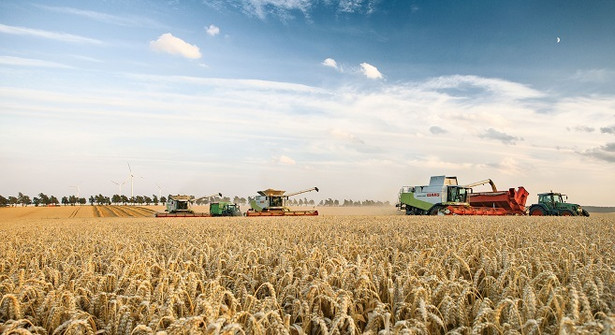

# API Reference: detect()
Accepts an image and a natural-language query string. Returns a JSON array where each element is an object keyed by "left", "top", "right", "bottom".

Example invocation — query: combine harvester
[
  {"left": 155, "top": 193, "right": 241, "bottom": 217},
  {"left": 397, "top": 176, "right": 528, "bottom": 215},
  {"left": 246, "top": 187, "right": 319, "bottom": 216}
]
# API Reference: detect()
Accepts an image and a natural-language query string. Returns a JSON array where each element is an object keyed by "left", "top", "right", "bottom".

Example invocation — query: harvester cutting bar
[
  {"left": 245, "top": 209, "right": 318, "bottom": 217},
  {"left": 468, "top": 187, "right": 529, "bottom": 215},
  {"left": 444, "top": 205, "right": 513, "bottom": 216},
  {"left": 155, "top": 212, "right": 211, "bottom": 217}
]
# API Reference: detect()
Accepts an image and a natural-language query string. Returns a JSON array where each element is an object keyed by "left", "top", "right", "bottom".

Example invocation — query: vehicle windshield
[
  {"left": 553, "top": 194, "right": 564, "bottom": 203},
  {"left": 447, "top": 187, "right": 467, "bottom": 203}
]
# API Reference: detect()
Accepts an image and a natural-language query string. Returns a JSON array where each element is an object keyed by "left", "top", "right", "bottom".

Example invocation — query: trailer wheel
[{"left": 529, "top": 206, "right": 546, "bottom": 216}]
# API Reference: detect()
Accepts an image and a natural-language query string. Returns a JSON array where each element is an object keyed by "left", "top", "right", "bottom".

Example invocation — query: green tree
[
  {"left": 152, "top": 195, "right": 159, "bottom": 205},
  {"left": 61, "top": 196, "right": 69, "bottom": 206},
  {"left": 32, "top": 197, "right": 40, "bottom": 207},
  {"left": 160, "top": 196, "right": 167, "bottom": 204},
  {"left": 49, "top": 196, "right": 59, "bottom": 205},
  {"left": 112, "top": 194, "right": 121, "bottom": 205},
  {"left": 38, "top": 193, "right": 50, "bottom": 205},
  {"left": 89, "top": 196, "right": 95, "bottom": 206},
  {"left": 0, "top": 195, "right": 8, "bottom": 207},
  {"left": 9, "top": 196, "right": 18, "bottom": 207},
  {"left": 144, "top": 196, "right": 152, "bottom": 205},
  {"left": 21, "top": 195, "right": 32, "bottom": 206}
]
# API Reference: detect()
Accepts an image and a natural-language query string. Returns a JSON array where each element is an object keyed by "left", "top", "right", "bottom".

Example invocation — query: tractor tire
[
  {"left": 582, "top": 209, "right": 590, "bottom": 217},
  {"left": 428, "top": 205, "right": 447, "bottom": 215},
  {"left": 560, "top": 210, "right": 575, "bottom": 216},
  {"left": 529, "top": 206, "right": 546, "bottom": 216}
]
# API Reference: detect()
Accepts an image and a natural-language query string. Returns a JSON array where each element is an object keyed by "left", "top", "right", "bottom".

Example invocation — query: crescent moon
[{"left": 557, "top": 37, "right": 560, "bottom": 43}]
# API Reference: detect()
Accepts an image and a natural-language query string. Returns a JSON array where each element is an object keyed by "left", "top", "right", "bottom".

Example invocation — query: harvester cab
[
  {"left": 528, "top": 192, "right": 589, "bottom": 216},
  {"left": 247, "top": 187, "right": 319, "bottom": 216},
  {"left": 397, "top": 176, "right": 471, "bottom": 215}
]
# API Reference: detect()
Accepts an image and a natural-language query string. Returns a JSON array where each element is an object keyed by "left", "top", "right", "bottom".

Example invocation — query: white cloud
[
  {"left": 240, "top": 0, "right": 312, "bottom": 20},
  {"left": 149, "top": 33, "right": 202, "bottom": 59},
  {"left": 2, "top": 73, "right": 615, "bottom": 205},
  {"left": 0, "top": 23, "right": 103, "bottom": 44},
  {"left": 206, "top": 24, "right": 220, "bottom": 36},
  {"left": 0, "top": 56, "right": 73, "bottom": 68},
  {"left": 360, "top": 62, "right": 383, "bottom": 79},
  {"left": 322, "top": 58, "right": 338, "bottom": 70},
  {"left": 338, "top": 0, "right": 379, "bottom": 14},
  {"left": 276, "top": 155, "right": 296, "bottom": 165},
  {"left": 422, "top": 75, "right": 543, "bottom": 99}
]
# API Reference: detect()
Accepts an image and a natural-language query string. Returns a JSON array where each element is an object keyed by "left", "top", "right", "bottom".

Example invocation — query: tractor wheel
[
  {"left": 428, "top": 205, "right": 447, "bottom": 215},
  {"left": 582, "top": 209, "right": 590, "bottom": 217},
  {"left": 560, "top": 210, "right": 575, "bottom": 216},
  {"left": 529, "top": 206, "right": 546, "bottom": 216}
]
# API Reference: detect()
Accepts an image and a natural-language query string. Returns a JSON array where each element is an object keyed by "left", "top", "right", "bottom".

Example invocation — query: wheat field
[{"left": 0, "top": 214, "right": 613, "bottom": 334}]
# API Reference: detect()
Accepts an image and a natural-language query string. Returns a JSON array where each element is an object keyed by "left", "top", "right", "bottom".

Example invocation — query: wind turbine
[
  {"left": 155, "top": 183, "right": 163, "bottom": 200},
  {"left": 69, "top": 184, "right": 81, "bottom": 198},
  {"left": 111, "top": 179, "right": 127, "bottom": 195},
  {"left": 127, "top": 163, "right": 143, "bottom": 202}
]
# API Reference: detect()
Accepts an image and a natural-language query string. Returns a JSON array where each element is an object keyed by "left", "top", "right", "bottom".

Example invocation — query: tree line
[{"left": 0, "top": 192, "right": 390, "bottom": 207}]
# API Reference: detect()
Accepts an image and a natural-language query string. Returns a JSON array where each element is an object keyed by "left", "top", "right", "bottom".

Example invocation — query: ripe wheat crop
[{"left": 0, "top": 215, "right": 613, "bottom": 334}]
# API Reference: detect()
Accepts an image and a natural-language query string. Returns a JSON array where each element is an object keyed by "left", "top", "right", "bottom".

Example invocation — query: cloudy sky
[{"left": 1, "top": 0, "right": 614, "bottom": 205}]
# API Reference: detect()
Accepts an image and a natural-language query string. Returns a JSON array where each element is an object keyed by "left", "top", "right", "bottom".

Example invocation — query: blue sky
[{"left": 1, "top": 0, "right": 615, "bottom": 205}]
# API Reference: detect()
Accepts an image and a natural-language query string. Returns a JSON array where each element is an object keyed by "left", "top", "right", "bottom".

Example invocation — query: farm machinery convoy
[
  {"left": 396, "top": 175, "right": 589, "bottom": 216},
  {"left": 154, "top": 187, "right": 320, "bottom": 217},
  {"left": 153, "top": 177, "right": 589, "bottom": 218}
]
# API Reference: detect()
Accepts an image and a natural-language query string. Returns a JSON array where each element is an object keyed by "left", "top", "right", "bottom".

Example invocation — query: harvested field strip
[
  {"left": 132, "top": 206, "right": 157, "bottom": 216},
  {"left": 115, "top": 206, "right": 143, "bottom": 217},
  {"left": 68, "top": 207, "right": 80, "bottom": 218},
  {"left": 95, "top": 205, "right": 118, "bottom": 217},
  {"left": 93, "top": 206, "right": 103, "bottom": 217},
  {"left": 107, "top": 206, "right": 132, "bottom": 217}
]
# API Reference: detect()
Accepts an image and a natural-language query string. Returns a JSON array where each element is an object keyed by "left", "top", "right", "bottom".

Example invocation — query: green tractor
[
  {"left": 528, "top": 192, "right": 589, "bottom": 216},
  {"left": 209, "top": 201, "right": 242, "bottom": 217}
]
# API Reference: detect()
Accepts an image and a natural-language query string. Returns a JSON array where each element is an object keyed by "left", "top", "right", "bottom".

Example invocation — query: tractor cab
[{"left": 538, "top": 192, "right": 567, "bottom": 208}]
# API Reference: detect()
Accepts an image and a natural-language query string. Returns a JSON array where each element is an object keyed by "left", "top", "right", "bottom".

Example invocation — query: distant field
[
  {"left": 0, "top": 213, "right": 613, "bottom": 334},
  {"left": 0, "top": 205, "right": 157, "bottom": 220}
]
